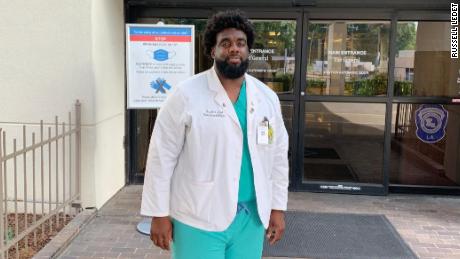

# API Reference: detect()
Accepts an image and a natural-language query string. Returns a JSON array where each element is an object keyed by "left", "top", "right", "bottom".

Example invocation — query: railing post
[
  {"left": 22, "top": 126, "right": 28, "bottom": 252},
  {"left": 394, "top": 103, "right": 400, "bottom": 138},
  {"left": 75, "top": 100, "right": 81, "bottom": 207},
  {"left": 55, "top": 116, "right": 59, "bottom": 228},
  {"left": 0, "top": 128, "right": 4, "bottom": 259},
  {"left": 2, "top": 131, "right": 6, "bottom": 259}
]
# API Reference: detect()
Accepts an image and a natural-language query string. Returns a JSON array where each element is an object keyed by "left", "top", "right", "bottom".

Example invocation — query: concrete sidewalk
[{"left": 57, "top": 185, "right": 460, "bottom": 259}]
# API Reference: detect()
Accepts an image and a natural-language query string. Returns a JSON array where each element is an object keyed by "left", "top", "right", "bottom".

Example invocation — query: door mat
[
  {"left": 304, "top": 147, "right": 340, "bottom": 159},
  {"left": 262, "top": 211, "right": 417, "bottom": 259},
  {"left": 304, "top": 163, "right": 359, "bottom": 182}
]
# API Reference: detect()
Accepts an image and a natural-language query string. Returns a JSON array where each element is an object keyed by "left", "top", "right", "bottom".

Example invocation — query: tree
[{"left": 396, "top": 22, "right": 417, "bottom": 53}]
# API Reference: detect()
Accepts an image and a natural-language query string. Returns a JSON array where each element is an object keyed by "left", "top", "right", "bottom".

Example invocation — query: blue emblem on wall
[
  {"left": 415, "top": 104, "right": 448, "bottom": 143},
  {"left": 150, "top": 78, "right": 171, "bottom": 94},
  {"left": 153, "top": 49, "right": 169, "bottom": 61}
]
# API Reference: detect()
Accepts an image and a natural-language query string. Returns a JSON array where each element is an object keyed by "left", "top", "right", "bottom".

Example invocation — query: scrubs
[{"left": 171, "top": 81, "right": 265, "bottom": 259}]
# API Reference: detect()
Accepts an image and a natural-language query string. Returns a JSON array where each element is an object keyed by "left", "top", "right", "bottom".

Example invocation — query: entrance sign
[
  {"left": 126, "top": 24, "right": 195, "bottom": 109},
  {"left": 415, "top": 104, "right": 448, "bottom": 143}
]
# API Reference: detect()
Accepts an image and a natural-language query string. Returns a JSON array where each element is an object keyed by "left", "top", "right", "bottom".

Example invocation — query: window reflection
[
  {"left": 248, "top": 20, "right": 296, "bottom": 93},
  {"left": 395, "top": 22, "right": 460, "bottom": 97},
  {"left": 304, "top": 102, "right": 385, "bottom": 184},
  {"left": 281, "top": 101, "right": 294, "bottom": 140},
  {"left": 390, "top": 103, "right": 460, "bottom": 186},
  {"left": 307, "top": 21, "right": 390, "bottom": 96},
  {"left": 142, "top": 18, "right": 297, "bottom": 93},
  {"left": 281, "top": 102, "right": 294, "bottom": 185}
]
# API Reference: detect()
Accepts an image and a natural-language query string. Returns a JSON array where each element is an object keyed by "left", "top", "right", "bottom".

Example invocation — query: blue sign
[
  {"left": 150, "top": 78, "right": 171, "bottom": 94},
  {"left": 153, "top": 49, "right": 169, "bottom": 61},
  {"left": 415, "top": 104, "right": 448, "bottom": 143}
]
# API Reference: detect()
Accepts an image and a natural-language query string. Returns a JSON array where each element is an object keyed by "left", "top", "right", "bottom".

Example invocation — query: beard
[{"left": 214, "top": 57, "right": 249, "bottom": 79}]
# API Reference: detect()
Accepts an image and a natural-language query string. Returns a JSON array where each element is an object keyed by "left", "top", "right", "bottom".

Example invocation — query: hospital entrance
[{"left": 125, "top": 5, "right": 460, "bottom": 195}]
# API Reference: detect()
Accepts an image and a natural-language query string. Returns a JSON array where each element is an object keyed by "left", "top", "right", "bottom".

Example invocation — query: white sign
[
  {"left": 126, "top": 24, "right": 195, "bottom": 109},
  {"left": 452, "top": 3, "right": 458, "bottom": 58}
]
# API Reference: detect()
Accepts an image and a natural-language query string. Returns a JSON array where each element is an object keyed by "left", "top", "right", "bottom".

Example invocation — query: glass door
[
  {"left": 389, "top": 21, "right": 460, "bottom": 193},
  {"left": 244, "top": 13, "right": 301, "bottom": 188},
  {"left": 298, "top": 17, "right": 391, "bottom": 194}
]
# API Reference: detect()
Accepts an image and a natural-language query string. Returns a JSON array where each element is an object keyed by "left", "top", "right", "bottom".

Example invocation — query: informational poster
[{"left": 126, "top": 24, "right": 194, "bottom": 109}]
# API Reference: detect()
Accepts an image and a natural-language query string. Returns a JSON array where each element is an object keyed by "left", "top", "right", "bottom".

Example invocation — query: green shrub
[
  {"left": 348, "top": 74, "right": 388, "bottom": 96},
  {"left": 273, "top": 73, "right": 294, "bottom": 92},
  {"left": 394, "top": 81, "right": 413, "bottom": 96}
]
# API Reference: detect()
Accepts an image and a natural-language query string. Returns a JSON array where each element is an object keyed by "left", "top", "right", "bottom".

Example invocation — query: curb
[{"left": 32, "top": 208, "right": 97, "bottom": 259}]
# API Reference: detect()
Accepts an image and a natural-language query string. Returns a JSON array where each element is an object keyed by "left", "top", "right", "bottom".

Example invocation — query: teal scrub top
[{"left": 233, "top": 80, "right": 256, "bottom": 203}]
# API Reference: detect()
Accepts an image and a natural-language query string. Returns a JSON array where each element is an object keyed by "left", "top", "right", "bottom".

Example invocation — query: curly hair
[{"left": 203, "top": 10, "right": 255, "bottom": 57}]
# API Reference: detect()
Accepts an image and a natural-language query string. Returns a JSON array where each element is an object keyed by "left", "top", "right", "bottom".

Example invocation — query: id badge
[{"left": 257, "top": 118, "right": 269, "bottom": 145}]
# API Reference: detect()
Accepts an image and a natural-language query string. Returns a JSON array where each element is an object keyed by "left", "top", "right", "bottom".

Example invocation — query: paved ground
[{"left": 58, "top": 185, "right": 460, "bottom": 259}]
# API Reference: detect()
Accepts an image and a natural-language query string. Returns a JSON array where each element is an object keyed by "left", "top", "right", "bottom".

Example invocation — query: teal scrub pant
[{"left": 171, "top": 201, "right": 265, "bottom": 259}]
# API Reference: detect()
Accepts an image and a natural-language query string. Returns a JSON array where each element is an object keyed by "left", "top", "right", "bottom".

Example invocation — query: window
[
  {"left": 307, "top": 21, "right": 390, "bottom": 96},
  {"left": 303, "top": 102, "right": 386, "bottom": 184},
  {"left": 248, "top": 19, "right": 297, "bottom": 93},
  {"left": 390, "top": 103, "right": 460, "bottom": 187},
  {"left": 395, "top": 21, "right": 460, "bottom": 97}
]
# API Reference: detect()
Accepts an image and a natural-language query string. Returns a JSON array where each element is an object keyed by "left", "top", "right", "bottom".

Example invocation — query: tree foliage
[{"left": 396, "top": 22, "right": 417, "bottom": 52}]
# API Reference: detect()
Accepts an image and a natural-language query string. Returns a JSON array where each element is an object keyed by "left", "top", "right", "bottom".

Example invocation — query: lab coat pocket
[
  {"left": 179, "top": 181, "right": 214, "bottom": 223},
  {"left": 258, "top": 146, "right": 274, "bottom": 176}
]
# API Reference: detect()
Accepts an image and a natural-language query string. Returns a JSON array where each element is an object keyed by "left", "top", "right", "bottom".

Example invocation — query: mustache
[{"left": 225, "top": 56, "right": 245, "bottom": 63}]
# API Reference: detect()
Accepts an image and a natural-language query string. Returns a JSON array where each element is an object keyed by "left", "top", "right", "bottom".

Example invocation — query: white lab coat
[{"left": 141, "top": 67, "right": 289, "bottom": 231}]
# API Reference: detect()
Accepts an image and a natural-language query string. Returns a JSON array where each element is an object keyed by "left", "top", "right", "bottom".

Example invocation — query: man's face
[{"left": 211, "top": 28, "right": 250, "bottom": 79}]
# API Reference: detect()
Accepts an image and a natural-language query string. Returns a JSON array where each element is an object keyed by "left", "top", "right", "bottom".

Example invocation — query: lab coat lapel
[
  {"left": 206, "top": 68, "right": 241, "bottom": 129},
  {"left": 245, "top": 74, "right": 260, "bottom": 138}
]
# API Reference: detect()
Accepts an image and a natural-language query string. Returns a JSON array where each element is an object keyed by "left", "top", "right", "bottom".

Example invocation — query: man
[{"left": 141, "top": 10, "right": 289, "bottom": 259}]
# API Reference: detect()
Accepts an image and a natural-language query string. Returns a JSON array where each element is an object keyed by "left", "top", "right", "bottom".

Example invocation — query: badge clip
[{"left": 257, "top": 117, "right": 269, "bottom": 145}]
